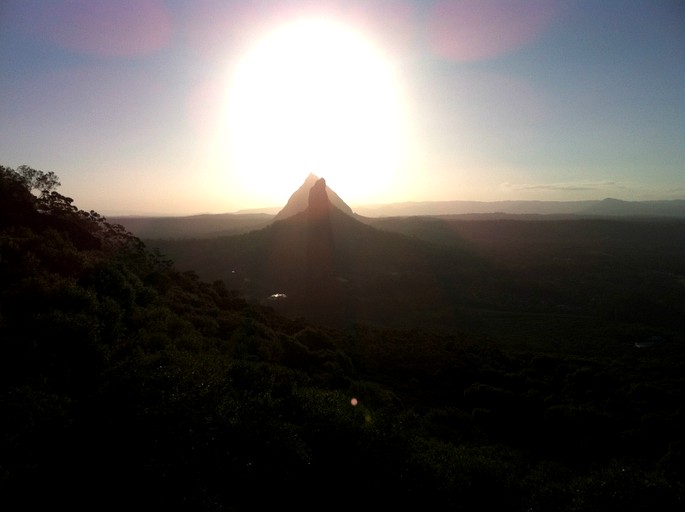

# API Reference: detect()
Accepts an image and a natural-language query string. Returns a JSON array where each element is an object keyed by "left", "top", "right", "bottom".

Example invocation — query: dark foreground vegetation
[{"left": 1, "top": 165, "right": 684, "bottom": 510}]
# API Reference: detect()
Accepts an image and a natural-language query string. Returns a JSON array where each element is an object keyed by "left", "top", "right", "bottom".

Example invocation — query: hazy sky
[{"left": 1, "top": 0, "right": 684, "bottom": 215}]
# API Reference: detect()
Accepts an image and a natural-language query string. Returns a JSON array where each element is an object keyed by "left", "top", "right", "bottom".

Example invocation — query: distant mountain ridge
[
  {"left": 148, "top": 176, "right": 487, "bottom": 328},
  {"left": 353, "top": 198, "right": 685, "bottom": 218},
  {"left": 144, "top": 177, "right": 685, "bottom": 331},
  {"left": 111, "top": 179, "right": 685, "bottom": 240},
  {"left": 107, "top": 212, "right": 272, "bottom": 239},
  {"left": 238, "top": 197, "right": 685, "bottom": 218}
]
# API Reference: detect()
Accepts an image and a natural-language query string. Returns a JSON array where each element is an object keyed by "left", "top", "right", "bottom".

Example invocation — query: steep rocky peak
[
  {"left": 273, "top": 173, "right": 354, "bottom": 221},
  {"left": 307, "top": 177, "right": 331, "bottom": 219}
]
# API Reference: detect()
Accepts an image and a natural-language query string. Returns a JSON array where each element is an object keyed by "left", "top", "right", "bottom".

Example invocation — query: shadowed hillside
[
  {"left": 147, "top": 179, "right": 685, "bottom": 351},
  {"left": 148, "top": 177, "right": 490, "bottom": 329},
  {"left": 109, "top": 196, "right": 685, "bottom": 241},
  {"left": 0, "top": 167, "right": 685, "bottom": 512},
  {"left": 2, "top": 165, "right": 684, "bottom": 511}
]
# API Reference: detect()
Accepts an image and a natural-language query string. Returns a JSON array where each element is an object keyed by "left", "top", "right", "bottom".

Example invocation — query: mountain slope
[
  {"left": 273, "top": 172, "right": 354, "bottom": 221},
  {"left": 148, "top": 186, "right": 685, "bottom": 334},
  {"left": 109, "top": 196, "right": 685, "bottom": 241},
  {"left": 149, "top": 178, "right": 488, "bottom": 329},
  {"left": 4, "top": 165, "right": 685, "bottom": 511}
]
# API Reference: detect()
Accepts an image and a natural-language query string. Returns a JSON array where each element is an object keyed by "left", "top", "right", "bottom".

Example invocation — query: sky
[{"left": 1, "top": 0, "right": 684, "bottom": 216}]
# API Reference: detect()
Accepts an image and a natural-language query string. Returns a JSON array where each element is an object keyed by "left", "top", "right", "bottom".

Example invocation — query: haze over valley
[{"left": 139, "top": 174, "right": 685, "bottom": 346}]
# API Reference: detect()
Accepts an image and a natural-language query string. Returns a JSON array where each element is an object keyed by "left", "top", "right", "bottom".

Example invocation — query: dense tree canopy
[{"left": 1, "top": 164, "right": 683, "bottom": 510}]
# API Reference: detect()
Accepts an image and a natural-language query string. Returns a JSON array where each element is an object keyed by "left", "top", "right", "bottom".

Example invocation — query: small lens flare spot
[{"left": 351, "top": 398, "right": 358, "bottom": 406}]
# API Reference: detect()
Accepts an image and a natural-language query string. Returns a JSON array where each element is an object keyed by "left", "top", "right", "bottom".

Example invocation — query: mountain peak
[
  {"left": 307, "top": 177, "right": 330, "bottom": 219},
  {"left": 273, "top": 174, "right": 354, "bottom": 221}
]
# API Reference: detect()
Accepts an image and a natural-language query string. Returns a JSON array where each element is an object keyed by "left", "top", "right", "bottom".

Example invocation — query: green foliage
[{"left": 1, "top": 164, "right": 683, "bottom": 510}]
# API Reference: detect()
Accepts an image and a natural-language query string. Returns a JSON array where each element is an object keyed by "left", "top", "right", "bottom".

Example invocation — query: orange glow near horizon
[{"left": 219, "top": 16, "right": 410, "bottom": 208}]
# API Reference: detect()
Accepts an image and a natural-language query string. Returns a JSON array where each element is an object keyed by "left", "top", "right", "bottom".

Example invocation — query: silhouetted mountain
[
  {"left": 149, "top": 176, "right": 488, "bottom": 329},
  {"left": 148, "top": 177, "right": 685, "bottom": 334},
  {"left": 3, "top": 164, "right": 685, "bottom": 511},
  {"left": 108, "top": 193, "right": 685, "bottom": 241},
  {"left": 273, "top": 172, "right": 354, "bottom": 221}
]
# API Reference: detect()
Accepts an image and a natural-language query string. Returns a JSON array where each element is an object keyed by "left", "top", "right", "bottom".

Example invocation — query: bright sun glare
[{"left": 224, "top": 17, "right": 406, "bottom": 206}]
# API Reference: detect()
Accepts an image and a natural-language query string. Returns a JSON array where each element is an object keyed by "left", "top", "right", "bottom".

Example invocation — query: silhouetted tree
[{"left": 15, "top": 164, "right": 61, "bottom": 195}]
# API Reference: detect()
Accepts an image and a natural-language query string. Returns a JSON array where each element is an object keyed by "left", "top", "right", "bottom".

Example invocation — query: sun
[{"left": 223, "top": 17, "right": 406, "bottom": 207}]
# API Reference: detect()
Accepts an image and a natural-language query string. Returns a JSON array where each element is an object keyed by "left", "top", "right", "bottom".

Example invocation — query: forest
[
  {"left": 146, "top": 189, "right": 685, "bottom": 351},
  {"left": 1, "top": 164, "right": 684, "bottom": 510}
]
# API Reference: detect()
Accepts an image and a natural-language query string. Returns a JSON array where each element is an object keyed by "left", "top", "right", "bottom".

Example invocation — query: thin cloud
[{"left": 501, "top": 181, "right": 624, "bottom": 192}]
